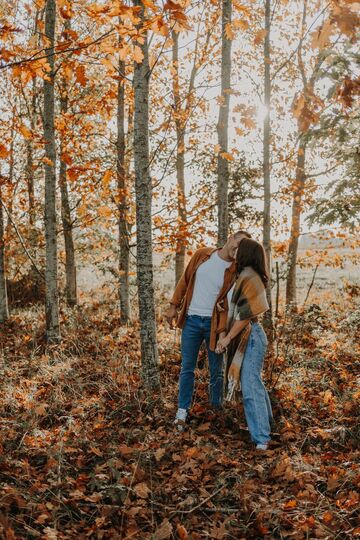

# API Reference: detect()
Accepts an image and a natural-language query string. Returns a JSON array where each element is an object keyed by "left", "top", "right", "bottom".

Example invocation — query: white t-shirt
[{"left": 188, "top": 251, "right": 232, "bottom": 317}]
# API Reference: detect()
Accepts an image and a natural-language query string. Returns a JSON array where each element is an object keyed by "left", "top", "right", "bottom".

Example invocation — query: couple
[{"left": 166, "top": 231, "right": 273, "bottom": 450}]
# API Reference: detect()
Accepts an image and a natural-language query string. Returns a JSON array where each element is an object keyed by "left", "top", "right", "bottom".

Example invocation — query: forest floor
[{"left": 0, "top": 293, "right": 359, "bottom": 540}]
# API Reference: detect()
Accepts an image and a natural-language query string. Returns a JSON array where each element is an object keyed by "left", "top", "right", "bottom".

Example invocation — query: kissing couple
[{"left": 166, "top": 231, "right": 273, "bottom": 450}]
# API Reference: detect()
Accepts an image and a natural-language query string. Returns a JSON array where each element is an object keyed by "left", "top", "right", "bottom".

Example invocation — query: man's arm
[{"left": 165, "top": 249, "right": 203, "bottom": 326}]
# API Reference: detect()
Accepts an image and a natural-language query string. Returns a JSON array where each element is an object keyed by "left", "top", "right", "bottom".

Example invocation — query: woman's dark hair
[{"left": 236, "top": 238, "right": 269, "bottom": 286}]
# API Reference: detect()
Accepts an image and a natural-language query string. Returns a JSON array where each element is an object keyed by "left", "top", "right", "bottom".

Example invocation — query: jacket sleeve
[{"left": 170, "top": 250, "right": 200, "bottom": 308}]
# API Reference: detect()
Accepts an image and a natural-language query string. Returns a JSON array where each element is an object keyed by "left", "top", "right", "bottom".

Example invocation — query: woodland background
[{"left": 0, "top": 0, "right": 359, "bottom": 538}]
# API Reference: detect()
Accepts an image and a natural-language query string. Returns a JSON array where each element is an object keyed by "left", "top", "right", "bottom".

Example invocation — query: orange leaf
[
  {"left": 176, "top": 524, "right": 188, "bottom": 540},
  {"left": 42, "top": 157, "right": 54, "bottom": 166},
  {"left": 0, "top": 144, "right": 9, "bottom": 159},
  {"left": 220, "top": 152, "right": 234, "bottom": 161},
  {"left": 75, "top": 64, "right": 87, "bottom": 86},
  {"left": 19, "top": 123, "right": 32, "bottom": 139},
  {"left": 102, "top": 169, "right": 112, "bottom": 186},
  {"left": 283, "top": 499, "right": 297, "bottom": 509},
  {"left": 254, "top": 29, "right": 267, "bottom": 46},
  {"left": 61, "top": 152, "right": 73, "bottom": 165}
]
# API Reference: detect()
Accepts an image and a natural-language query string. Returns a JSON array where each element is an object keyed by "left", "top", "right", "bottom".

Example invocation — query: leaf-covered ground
[{"left": 0, "top": 297, "right": 359, "bottom": 539}]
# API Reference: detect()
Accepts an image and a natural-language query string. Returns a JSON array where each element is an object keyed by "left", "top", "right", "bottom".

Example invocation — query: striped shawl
[{"left": 225, "top": 266, "right": 269, "bottom": 401}]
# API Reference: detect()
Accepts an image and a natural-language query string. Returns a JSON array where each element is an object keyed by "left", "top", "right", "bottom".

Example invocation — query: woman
[{"left": 215, "top": 238, "right": 273, "bottom": 450}]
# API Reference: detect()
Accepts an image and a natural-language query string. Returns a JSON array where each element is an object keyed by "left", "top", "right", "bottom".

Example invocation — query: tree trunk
[
  {"left": 172, "top": 30, "right": 187, "bottom": 285},
  {"left": 262, "top": 0, "right": 273, "bottom": 327},
  {"left": 217, "top": 0, "right": 232, "bottom": 247},
  {"left": 5, "top": 122, "right": 15, "bottom": 241},
  {"left": 286, "top": 140, "right": 306, "bottom": 311},
  {"left": 43, "top": 0, "right": 60, "bottom": 341},
  {"left": 133, "top": 0, "right": 160, "bottom": 390},
  {"left": 0, "top": 181, "right": 9, "bottom": 323},
  {"left": 59, "top": 24, "right": 77, "bottom": 308},
  {"left": 117, "top": 50, "right": 130, "bottom": 323},
  {"left": 27, "top": 65, "right": 38, "bottom": 230}
]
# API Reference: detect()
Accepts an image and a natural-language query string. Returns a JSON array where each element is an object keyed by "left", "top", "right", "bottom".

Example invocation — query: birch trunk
[
  {"left": 172, "top": 30, "right": 187, "bottom": 285},
  {"left": 262, "top": 0, "right": 273, "bottom": 327},
  {"left": 117, "top": 52, "right": 130, "bottom": 323},
  {"left": 133, "top": 0, "right": 160, "bottom": 390},
  {"left": 0, "top": 181, "right": 9, "bottom": 323},
  {"left": 217, "top": 0, "right": 232, "bottom": 247},
  {"left": 43, "top": 0, "right": 60, "bottom": 341}
]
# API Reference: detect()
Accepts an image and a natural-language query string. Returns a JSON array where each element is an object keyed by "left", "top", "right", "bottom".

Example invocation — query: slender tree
[
  {"left": 262, "top": 0, "right": 273, "bottom": 324},
  {"left": 286, "top": 0, "right": 326, "bottom": 311},
  {"left": 59, "top": 21, "right": 77, "bottom": 307},
  {"left": 0, "top": 177, "right": 9, "bottom": 323},
  {"left": 217, "top": 0, "right": 232, "bottom": 246},
  {"left": 117, "top": 38, "right": 130, "bottom": 323},
  {"left": 172, "top": 30, "right": 188, "bottom": 284},
  {"left": 43, "top": 0, "right": 60, "bottom": 340},
  {"left": 133, "top": 0, "right": 160, "bottom": 390}
]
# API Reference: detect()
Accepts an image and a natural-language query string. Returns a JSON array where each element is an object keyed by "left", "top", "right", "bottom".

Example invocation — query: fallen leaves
[{"left": 0, "top": 301, "right": 358, "bottom": 538}]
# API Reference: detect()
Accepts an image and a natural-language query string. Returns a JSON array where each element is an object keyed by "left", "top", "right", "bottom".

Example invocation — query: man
[{"left": 166, "top": 230, "right": 251, "bottom": 429}]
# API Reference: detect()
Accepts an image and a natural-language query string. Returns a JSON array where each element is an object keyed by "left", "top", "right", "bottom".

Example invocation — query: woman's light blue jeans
[
  {"left": 241, "top": 322, "right": 273, "bottom": 445},
  {"left": 178, "top": 315, "right": 223, "bottom": 410}
]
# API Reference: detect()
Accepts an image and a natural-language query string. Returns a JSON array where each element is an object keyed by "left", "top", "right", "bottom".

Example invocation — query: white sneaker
[
  {"left": 256, "top": 443, "right": 269, "bottom": 451},
  {"left": 174, "top": 408, "right": 187, "bottom": 431}
]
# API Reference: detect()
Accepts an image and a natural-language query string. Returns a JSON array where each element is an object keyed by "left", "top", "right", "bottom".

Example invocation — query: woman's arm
[{"left": 215, "top": 319, "right": 251, "bottom": 354}]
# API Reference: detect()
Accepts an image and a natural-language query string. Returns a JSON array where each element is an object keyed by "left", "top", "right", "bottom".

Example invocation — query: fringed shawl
[{"left": 225, "top": 266, "right": 269, "bottom": 401}]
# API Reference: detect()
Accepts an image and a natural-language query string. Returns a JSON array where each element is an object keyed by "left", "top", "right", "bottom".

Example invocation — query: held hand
[
  {"left": 215, "top": 334, "right": 231, "bottom": 354},
  {"left": 165, "top": 304, "right": 178, "bottom": 327},
  {"left": 216, "top": 300, "right": 225, "bottom": 312}
]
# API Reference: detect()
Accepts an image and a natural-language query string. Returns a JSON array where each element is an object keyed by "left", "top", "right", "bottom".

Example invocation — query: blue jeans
[
  {"left": 178, "top": 315, "right": 223, "bottom": 410},
  {"left": 241, "top": 322, "right": 273, "bottom": 445}
]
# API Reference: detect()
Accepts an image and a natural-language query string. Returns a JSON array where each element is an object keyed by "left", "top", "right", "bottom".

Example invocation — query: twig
[
  {"left": 303, "top": 264, "right": 319, "bottom": 307},
  {"left": 169, "top": 484, "right": 225, "bottom": 518}
]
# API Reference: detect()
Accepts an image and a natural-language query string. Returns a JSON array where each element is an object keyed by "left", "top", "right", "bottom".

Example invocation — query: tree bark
[
  {"left": 43, "top": 0, "right": 60, "bottom": 341},
  {"left": 59, "top": 22, "right": 77, "bottom": 308},
  {"left": 172, "top": 30, "right": 188, "bottom": 285},
  {"left": 25, "top": 93, "right": 35, "bottom": 229},
  {"left": 286, "top": 139, "right": 306, "bottom": 311},
  {"left": 217, "top": 0, "right": 232, "bottom": 247},
  {"left": 0, "top": 180, "right": 9, "bottom": 323},
  {"left": 262, "top": 0, "right": 273, "bottom": 327},
  {"left": 133, "top": 0, "right": 160, "bottom": 390},
  {"left": 117, "top": 49, "right": 130, "bottom": 323}
]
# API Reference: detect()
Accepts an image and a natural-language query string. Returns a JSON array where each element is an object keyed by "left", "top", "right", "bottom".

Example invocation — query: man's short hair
[{"left": 234, "top": 230, "right": 251, "bottom": 239}]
